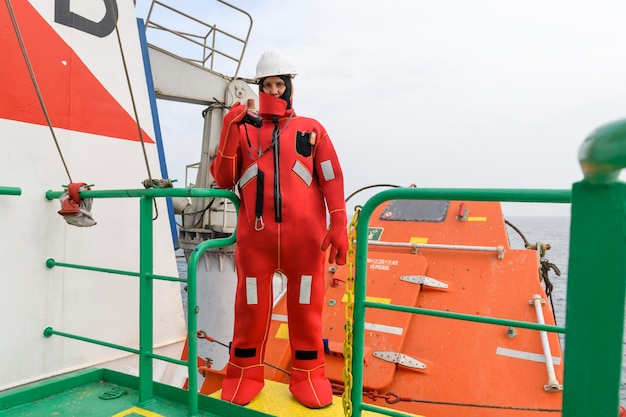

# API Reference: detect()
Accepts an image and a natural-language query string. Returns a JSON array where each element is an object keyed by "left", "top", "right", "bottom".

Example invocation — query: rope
[
  {"left": 504, "top": 219, "right": 531, "bottom": 247},
  {"left": 98, "top": 385, "right": 127, "bottom": 400},
  {"left": 108, "top": 0, "right": 154, "bottom": 184},
  {"left": 342, "top": 207, "right": 360, "bottom": 417},
  {"left": 8, "top": 0, "right": 161, "bottom": 188},
  {"left": 142, "top": 179, "right": 173, "bottom": 188},
  {"left": 540, "top": 258, "right": 561, "bottom": 323},
  {"left": 380, "top": 391, "right": 561, "bottom": 412},
  {"left": 196, "top": 330, "right": 291, "bottom": 376},
  {"left": 175, "top": 199, "right": 216, "bottom": 229},
  {"left": 505, "top": 219, "right": 561, "bottom": 323},
  {"left": 5, "top": 0, "right": 72, "bottom": 183},
  {"left": 345, "top": 184, "right": 401, "bottom": 204}
]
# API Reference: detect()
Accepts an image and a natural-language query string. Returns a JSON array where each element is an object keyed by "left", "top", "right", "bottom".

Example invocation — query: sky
[{"left": 135, "top": 0, "right": 626, "bottom": 216}]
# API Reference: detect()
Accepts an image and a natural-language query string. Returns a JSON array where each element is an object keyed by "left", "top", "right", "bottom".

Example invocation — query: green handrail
[
  {"left": 43, "top": 187, "right": 239, "bottom": 417},
  {"left": 351, "top": 188, "right": 571, "bottom": 417},
  {"left": 0, "top": 186, "right": 21, "bottom": 195},
  {"left": 45, "top": 187, "right": 237, "bottom": 200},
  {"left": 562, "top": 118, "right": 626, "bottom": 416},
  {"left": 184, "top": 228, "right": 237, "bottom": 414}
]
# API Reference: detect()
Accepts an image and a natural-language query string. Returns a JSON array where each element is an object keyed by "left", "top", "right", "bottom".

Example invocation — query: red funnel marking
[{"left": 0, "top": 1, "right": 154, "bottom": 143}]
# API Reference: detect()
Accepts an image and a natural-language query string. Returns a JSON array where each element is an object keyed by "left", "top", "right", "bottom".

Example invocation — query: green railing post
[
  {"left": 562, "top": 118, "right": 626, "bottom": 417},
  {"left": 562, "top": 181, "right": 626, "bottom": 417},
  {"left": 185, "top": 195, "right": 239, "bottom": 417},
  {"left": 139, "top": 195, "right": 155, "bottom": 403}
]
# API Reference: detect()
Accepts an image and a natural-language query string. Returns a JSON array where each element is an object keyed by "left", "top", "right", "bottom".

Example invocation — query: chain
[{"left": 342, "top": 207, "right": 360, "bottom": 417}]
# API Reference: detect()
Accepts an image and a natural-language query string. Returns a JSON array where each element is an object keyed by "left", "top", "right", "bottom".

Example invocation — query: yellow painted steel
[
  {"left": 341, "top": 294, "right": 391, "bottom": 304},
  {"left": 112, "top": 407, "right": 165, "bottom": 417},
  {"left": 275, "top": 323, "right": 290, "bottom": 339},
  {"left": 210, "top": 380, "right": 418, "bottom": 417}
]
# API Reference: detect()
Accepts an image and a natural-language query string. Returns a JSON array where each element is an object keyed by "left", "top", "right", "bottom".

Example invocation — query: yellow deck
[{"left": 211, "top": 380, "right": 420, "bottom": 417}]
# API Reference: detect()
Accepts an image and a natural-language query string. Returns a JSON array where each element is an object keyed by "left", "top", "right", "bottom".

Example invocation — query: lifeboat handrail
[
  {"left": 367, "top": 240, "right": 505, "bottom": 259},
  {"left": 530, "top": 294, "right": 562, "bottom": 392},
  {"left": 0, "top": 186, "right": 21, "bottom": 195},
  {"left": 43, "top": 187, "right": 239, "bottom": 417}
]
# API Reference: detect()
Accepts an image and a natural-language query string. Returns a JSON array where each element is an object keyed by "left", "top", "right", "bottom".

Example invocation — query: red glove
[
  {"left": 224, "top": 101, "right": 247, "bottom": 123},
  {"left": 218, "top": 102, "right": 248, "bottom": 156},
  {"left": 321, "top": 210, "right": 348, "bottom": 265}
]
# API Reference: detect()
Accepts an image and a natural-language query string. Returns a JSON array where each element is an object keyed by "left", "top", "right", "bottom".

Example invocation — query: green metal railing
[
  {"left": 564, "top": 118, "right": 626, "bottom": 417},
  {"left": 349, "top": 188, "right": 571, "bottom": 417},
  {"left": 349, "top": 118, "right": 626, "bottom": 417},
  {"left": 39, "top": 116, "right": 626, "bottom": 417},
  {"left": 0, "top": 186, "right": 21, "bottom": 195},
  {"left": 43, "top": 187, "right": 239, "bottom": 417}
]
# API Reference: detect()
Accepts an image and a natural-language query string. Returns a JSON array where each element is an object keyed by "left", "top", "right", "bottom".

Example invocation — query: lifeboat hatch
[{"left": 322, "top": 252, "right": 430, "bottom": 391}]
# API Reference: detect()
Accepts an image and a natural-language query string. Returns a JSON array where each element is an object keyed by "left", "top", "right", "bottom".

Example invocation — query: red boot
[
  {"left": 221, "top": 362, "right": 265, "bottom": 405},
  {"left": 289, "top": 363, "right": 332, "bottom": 408}
]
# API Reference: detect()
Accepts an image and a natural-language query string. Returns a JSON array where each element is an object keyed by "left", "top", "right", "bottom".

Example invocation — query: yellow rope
[{"left": 342, "top": 207, "right": 360, "bottom": 417}]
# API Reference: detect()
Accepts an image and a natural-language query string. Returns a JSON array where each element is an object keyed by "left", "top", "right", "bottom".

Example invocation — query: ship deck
[{"left": 0, "top": 368, "right": 394, "bottom": 417}]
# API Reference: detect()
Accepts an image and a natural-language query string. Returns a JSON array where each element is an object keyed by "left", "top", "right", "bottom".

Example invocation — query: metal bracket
[
  {"left": 373, "top": 351, "right": 427, "bottom": 370},
  {"left": 544, "top": 382, "right": 564, "bottom": 392},
  {"left": 400, "top": 275, "right": 448, "bottom": 289},
  {"left": 529, "top": 297, "right": 546, "bottom": 306}
]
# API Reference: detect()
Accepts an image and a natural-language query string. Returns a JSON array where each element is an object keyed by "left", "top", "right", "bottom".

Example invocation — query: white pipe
[
  {"left": 367, "top": 240, "right": 505, "bottom": 259},
  {"left": 531, "top": 294, "right": 563, "bottom": 392}
]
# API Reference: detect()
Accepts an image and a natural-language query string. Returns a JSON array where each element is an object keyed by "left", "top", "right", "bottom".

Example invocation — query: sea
[{"left": 177, "top": 215, "right": 626, "bottom": 404}]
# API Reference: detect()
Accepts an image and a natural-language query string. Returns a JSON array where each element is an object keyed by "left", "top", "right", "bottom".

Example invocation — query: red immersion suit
[{"left": 210, "top": 92, "right": 348, "bottom": 408}]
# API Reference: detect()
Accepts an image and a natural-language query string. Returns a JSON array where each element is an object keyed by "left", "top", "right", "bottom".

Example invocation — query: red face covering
[{"left": 258, "top": 91, "right": 288, "bottom": 117}]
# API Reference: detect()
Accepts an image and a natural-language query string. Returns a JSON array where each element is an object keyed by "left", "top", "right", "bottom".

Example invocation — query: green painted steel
[
  {"left": 579, "top": 117, "right": 626, "bottom": 184},
  {"left": 43, "top": 327, "right": 140, "bottom": 355},
  {"left": 139, "top": 196, "right": 155, "bottom": 403},
  {"left": 562, "top": 117, "right": 626, "bottom": 417},
  {"left": 39, "top": 164, "right": 626, "bottom": 416},
  {"left": 45, "top": 258, "right": 186, "bottom": 282},
  {"left": 185, "top": 228, "right": 238, "bottom": 415},
  {"left": 0, "top": 369, "right": 104, "bottom": 412},
  {"left": 45, "top": 187, "right": 238, "bottom": 200},
  {"left": 351, "top": 187, "right": 572, "bottom": 417},
  {"left": 363, "top": 300, "right": 566, "bottom": 333},
  {"left": 0, "top": 368, "right": 272, "bottom": 417},
  {"left": 45, "top": 257, "right": 142, "bottom": 277},
  {"left": 562, "top": 181, "right": 626, "bottom": 416},
  {"left": 0, "top": 186, "right": 21, "bottom": 195},
  {"left": 42, "top": 187, "right": 240, "bottom": 417}
]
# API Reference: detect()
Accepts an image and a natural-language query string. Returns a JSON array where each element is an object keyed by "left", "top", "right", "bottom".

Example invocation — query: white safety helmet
[{"left": 255, "top": 49, "right": 297, "bottom": 80}]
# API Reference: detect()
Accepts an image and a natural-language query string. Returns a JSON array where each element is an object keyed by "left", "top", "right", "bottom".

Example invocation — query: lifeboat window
[{"left": 379, "top": 200, "right": 449, "bottom": 222}]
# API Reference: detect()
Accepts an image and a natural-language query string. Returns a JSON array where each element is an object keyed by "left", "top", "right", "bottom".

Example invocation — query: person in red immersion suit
[{"left": 210, "top": 49, "right": 349, "bottom": 408}]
